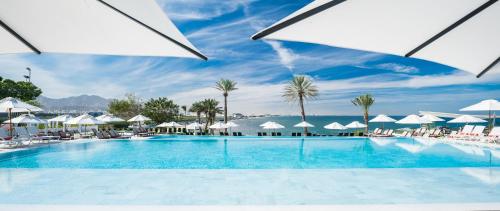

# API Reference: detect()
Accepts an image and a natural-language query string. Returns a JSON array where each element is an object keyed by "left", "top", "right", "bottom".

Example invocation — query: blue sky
[{"left": 1, "top": 0, "right": 499, "bottom": 115}]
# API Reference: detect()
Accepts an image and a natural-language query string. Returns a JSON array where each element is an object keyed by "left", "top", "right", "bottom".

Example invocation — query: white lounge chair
[
  {"left": 482, "top": 127, "right": 500, "bottom": 144},
  {"left": 449, "top": 125, "right": 475, "bottom": 139},
  {"left": 0, "top": 128, "right": 19, "bottom": 148},
  {"left": 464, "top": 125, "right": 486, "bottom": 141}
]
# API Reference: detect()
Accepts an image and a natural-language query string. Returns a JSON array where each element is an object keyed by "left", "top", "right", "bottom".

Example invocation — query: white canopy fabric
[
  {"left": 263, "top": 122, "right": 285, "bottom": 130},
  {"left": 0, "top": 97, "right": 43, "bottom": 113},
  {"left": 420, "top": 114, "right": 446, "bottom": 122},
  {"left": 225, "top": 121, "right": 239, "bottom": 128},
  {"left": 252, "top": 0, "right": 500, "bottom": 78},
  {"left": 156, "top": 121, "right": 182, "bottom": 128},
  {"left": 396, "top": 114, "right": 432, "bottom": 124},
  {"left": 3, "top": 114, "right": 40, "bottom": 124},
  {"left": 96, "top": 114, "right": 125, "bottom": 123},
  {"left": 127, "top": 115, "right": 151, "bottom": 122},
  {"left": 65, "top": 114, "right": 104, "bottom": 125},
  {"left": 369, "top": 114, "right": 397, "bottom": 123},
  {"left": 259, "top": 121, "right": 276, "bottom": 127},
  {"left": 448, "top": 115, "right": 487, "bottom": 123},
  {"left": 48, "top": 114, "right": 73, "bottom": 123},
  {"left": 209, "top": 122, "right": 228, "bottom": 130},
  {"left": 186, "top": 122, "right": 203, "bottom": 130},
  {"left": 460, "top": 99, "right": 500, "bottom": 111},
  {"left": 294, "top": 121, "right": 315, "bottom": 128},
  {"left": 324, "top": 122, "right": 347, "bottom": 130},
  {"left": 0, "top": 0, "right": 206, "bottom": 60},
  {"left": 345, "top": 121, "right": 367, "bottom": 129}
]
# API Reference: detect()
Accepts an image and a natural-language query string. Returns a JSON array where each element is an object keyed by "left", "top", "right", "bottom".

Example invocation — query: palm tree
[
  {"left": 189, "top": 102, "right": 203, "bottom": 124},
  {"left": 351, "top": 94, "right": 375, "bottom": 134},
  {"left": 283, "top": 75, "right": 318, "bottom": 134},
  {"left": 215, "top": 79, "right": 237, "bottom": 125},
  {"left": 201, "top": 99, "right": 222, "bottom": 131}
]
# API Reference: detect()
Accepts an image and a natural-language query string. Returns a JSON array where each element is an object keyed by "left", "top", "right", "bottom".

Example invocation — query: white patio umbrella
[
  {"left": 65, "top": 114, "right": 105, "bottom": 133},
  {"left": 3, "top": 114, "right": 40, "bottom": 124},
  {"left": 0, "top": 0, "right": 206, "bottom": 60},
  {"left": 263, "top": 122, "right": 285, "bottom": 130},
  {"left": 48, "top": 114, "right": 73, "bottom": 123},
  {"left": 420, "top": 114, "right": 446, "bottom": 122},
  {"left": 460, "top": 99, "right": 500, "bottom": 128},
  {"left": 396, "top": 114, "right": 433, "bottom": 125},
  {"left": 156, "top": 121, "right": 183, "bottom": 128},
  {"left": 369, "top": 114, "right": 397, "bottom": 130},
  {"left": 447, "top": 115, "right": 487, "bottom": 124},
  {"left": 324, "top": 122, "right": 347, "bottom": 130},
  {"left": 294, "top": 121, "right": 314, "bottom": 128},
  {"left": 345, "top": 121, "right": 367, "bottom": 129},
  {"left": 187, "top": 122, "right": 203, "bottom": 134},
  {"left": 252, "top": 0, "right": 499, "bottom": 78},
  {"left": 0, "top": 97, "right": 43, "bottom": 136},
  {"left": 127, "top": 115, "right": 151, "bottom": 122},
  {"left": 225, "top": 121, "right": 239, "bottom": 128},
  {"left": 96, "top": 114, "right": 125, "bottom": 123},
  {"left": 209, "top": 122, "right": 228, "bottom": 134}
]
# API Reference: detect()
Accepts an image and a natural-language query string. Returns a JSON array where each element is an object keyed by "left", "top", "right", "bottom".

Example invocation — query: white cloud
[
  {"left": 158, "top": 0, "right": 255, "bottom": 21},
  {"left": 376, "top": 63, "right": 419, "bottom": 74},
  {"left": 263, "top": 41, "right": 299, "bottom": 70}
]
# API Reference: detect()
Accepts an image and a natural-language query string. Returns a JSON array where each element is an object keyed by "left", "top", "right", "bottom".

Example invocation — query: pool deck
[{"left": 3, "top": 204, "right": 500, "bottom": 211}]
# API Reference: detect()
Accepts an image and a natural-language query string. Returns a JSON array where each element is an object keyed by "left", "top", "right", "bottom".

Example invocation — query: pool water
[
  {"left": 1, "top": 136, "right": 499, "bottom": 205},
  {"left": 0, "top": 136, "right": 499, "bottom": 169}
]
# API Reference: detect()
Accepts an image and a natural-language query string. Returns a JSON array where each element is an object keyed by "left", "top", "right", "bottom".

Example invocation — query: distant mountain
[{"left": 38, "top": 95, "right": 111, "bottom": 113}]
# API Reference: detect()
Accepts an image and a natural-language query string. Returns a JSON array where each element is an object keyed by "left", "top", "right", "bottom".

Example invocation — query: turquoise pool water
[
  {"left": 0, "top": 136, "right": 499, "bottom": 169},
  {"left": 1, "top": 136, "right": 499, "bottom": 205}
]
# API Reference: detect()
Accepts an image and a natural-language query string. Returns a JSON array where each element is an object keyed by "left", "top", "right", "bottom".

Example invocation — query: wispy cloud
[
  {"left": 263, "top": 40, "right": 299, "bottom": 70},
  {"left": 375, "top": 63, "right": 419, "bottom": 74}
]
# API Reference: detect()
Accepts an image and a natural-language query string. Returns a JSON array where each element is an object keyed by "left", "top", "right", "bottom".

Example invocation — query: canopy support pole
[
  {"left": 96, "top": 0, "right": 207, "bottom": 61},
  {"left": 252, "top": 0, "right": 346, "bottom": 40},
  {"left": 405, "top": 0, "right": 498, "bottom": 57},
  {"left": 0, "top": 19, "right": 41, "bottom": 54},
  {"left": 476, "top": 57, "right": 499, "bottom": 78}
]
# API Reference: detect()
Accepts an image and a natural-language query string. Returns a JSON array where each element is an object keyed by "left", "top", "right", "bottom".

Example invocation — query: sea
[{"left": 229, "top": 115, "right": 496, "bottom": 136}]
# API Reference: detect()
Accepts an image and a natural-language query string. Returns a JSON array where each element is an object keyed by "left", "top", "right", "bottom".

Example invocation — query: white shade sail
[
  {"left": 0, "top": 0, "right": 206, "bottom": 60},
  {"left": 369, "top": 114, "right": 397, "bottom": 123},
  {"left": 0, "top": 97, "right": 43, "bottom": 113},
  {"left": 294, "top": 121, "right": 315, "bottom": 128},
  {"left": 448, "top": 115, "right": 487, "bottom": 123},
  {"left": 324, "top": 122, "right": 347, "bottom": 130},
  {"left": 65, "top": 114, "right": 104, "bottom": 125},
  {"left": 209, "top": 122, "right": 228, "bottom": 130},
  {"left": 263, "top": 122, "right": 285, "bottom": 130},
  {"left": 252, "top": 0, "right": 500, "bottom": 78},
  {"left": 127, "top": 115, "right": 151, "bottom": 122},
  {"left": 345, "top": 121, "right": 367, "bottom": 129},
  {"left": 460, "top": 99, "right": 500, "bottom": 111},
  {"left": 48, "top": 114, "right": 73, "bottom": 123},
  {"left": 225, "top": 121, "right": 239, "bottom": 128},
  {"left": 420, "top": 114, "right": 446, "bottom": 122},
  {"left": 96, "top": 114, "right": 125, "bottom": 123},
  {"left": 156, "top": 121, "right": 182, "bottom": 128},
  {"left": 396, "top": 114, "right": 432, "bottom": 124}
]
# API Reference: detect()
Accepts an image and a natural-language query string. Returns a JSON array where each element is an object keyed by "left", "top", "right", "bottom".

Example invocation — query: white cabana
[
  {"left": 156, "top": 121, "right": 182, "bottom": 128},
  {"left": 396, "top": 114, "right": 433, "bottom": 125},
  {"left": 127, "top": 115, "right": 151, "bottom": 122},
  {"left": 448, "top": 115, "right": 487, "bottom": 124},
  {"left": 225, "top": 121, "right": 239, "bottom": 128},
  {"left": 420, "top": 114, "right": 446, "bottom": 122},
  {"left": 48, "top": 114, "right": 73, "bottom": 123},
  {"left": 345, "top": 121, "right": 367, "bottom": 129},
  {"left": 0, "top": 97, "right": 43, "bottom": 136},
  {"left": 252, "top": 0, "right": 499, "bottom": 78},
  {"left": 187, "top": 122, "right": 203, "bottom": 130},
  {"left": 65, "top": 114, "right": 104, "bottom": 125},
  {"left": 260, "top": 121, "right": 276, "bottom": 127},
  {"left": 96, "top": 114, "right": 125, "bottom": 123},
  {"left": 0, "top": 0, "right": 206, "bottom": 60},
  {"left": 263, "top": 122, "right": 285, "bottom": 130},
  {"left": 294, "top": 121, "right": 314, "bottom": 128},
  {"left": 209, "top": 122, "right": 228, "bottom": 130},
  {"left": 369, "top": 114, "right": 397, "bottom": 123},
  {"left": 460, "top": 99, "right": 500, "bottom": 127},
  {"left": 324, "top": 122, "right": 347, "bottom": 130}
]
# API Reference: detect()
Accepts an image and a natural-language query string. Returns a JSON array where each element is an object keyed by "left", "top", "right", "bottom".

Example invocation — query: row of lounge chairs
[
  {"left": 448, "top": 125, "right": 500, "bottom": 143},
  {"left": 132, "top": 127, "right": 155, "bottom": 137},
  {"left": 92, "top": 129, "right": 124, "bottom": 139},
  {"left": 219, "top": 132, "right": 244, "bottom": 136},
  {"left": 399, "top": 128, "right": 442, "bottom": 138},
  {"left": 371, "top": 128, "right": 394, "bottom": 137},
  {"left": 258, "top": 132, "right": 282, "bottom": 136}
]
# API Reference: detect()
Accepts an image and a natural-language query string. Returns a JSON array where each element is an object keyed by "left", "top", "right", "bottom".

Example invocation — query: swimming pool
[{"left": 1, "top": 136, "right": 499, "bottom": 205}]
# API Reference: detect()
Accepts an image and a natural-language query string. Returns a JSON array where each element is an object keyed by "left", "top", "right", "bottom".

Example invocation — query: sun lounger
[
  {"left": 480, "top": 127, "right": 500, "bottom": 144},
  {"left": 277, "top": 132, "right": 282, "bottom": 136}
]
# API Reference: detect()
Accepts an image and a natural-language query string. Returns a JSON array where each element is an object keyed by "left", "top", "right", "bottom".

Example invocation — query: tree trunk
[
  {"left": 224, "top": 93, "right": 228, "bottom": 133},
  {"left": 363, "top": 110, "right": 369, "bottom": 135},
  {"left": 299, "top": 95, "right": 308, "bottom": 135}
]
